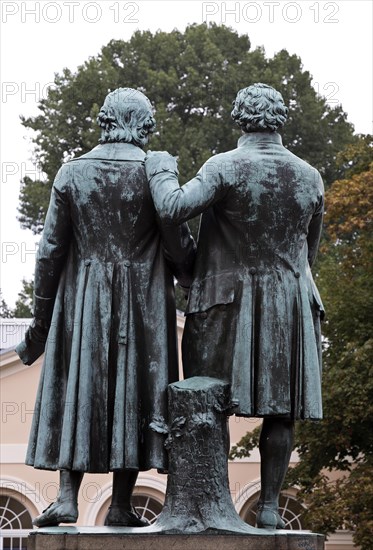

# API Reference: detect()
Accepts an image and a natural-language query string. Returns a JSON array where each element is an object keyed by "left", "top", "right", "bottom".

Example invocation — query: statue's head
[
  {"left": 231, "top": 83, "right": 288, "bottom": 133},
  {"left": 97, "top": 88, "right": 155, "bottom": 147}
]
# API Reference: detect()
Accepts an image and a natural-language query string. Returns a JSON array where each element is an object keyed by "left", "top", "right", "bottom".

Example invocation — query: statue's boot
[
  {"left": 104, "top": 470, "right": 150, "bottom": 527},
  {"left": 104, "top": 505, "right": 150, "bottom": 527},
  {"left": 33, "top": 500, "right": 78, "bottom": 527},
  {"left": 33, "top": 470, "right": 83, "bottom": 527},
  {"left": 256, "top": 504, "right": 286, "bottom": 529}
]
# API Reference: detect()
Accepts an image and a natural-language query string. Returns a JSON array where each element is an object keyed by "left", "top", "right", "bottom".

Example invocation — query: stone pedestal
[{"left": 28, "top": 527, "right": 325, "bottom": 550}]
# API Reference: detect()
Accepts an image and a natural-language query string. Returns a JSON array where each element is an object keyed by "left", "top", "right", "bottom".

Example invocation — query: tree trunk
[{"left": 153, "top": 376, "right": 256, "bottom": 533}]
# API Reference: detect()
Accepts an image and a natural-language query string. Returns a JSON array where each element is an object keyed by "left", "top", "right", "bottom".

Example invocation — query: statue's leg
[
  {"left": 59, "top": 470, "right": 84, "bottom": 503},
  {"left": 104, "top": 470, "right": 150, "bottom": 527},
  {"left": 257, "top": 417, "right": 295, "bottom": 529},
  {"left": 33, "top": 470, "right": 83, "bottom": 527}
]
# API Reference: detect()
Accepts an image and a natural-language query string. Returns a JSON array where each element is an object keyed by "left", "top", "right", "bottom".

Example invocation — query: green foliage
[
  {"left": 18, "top": 177, "right": 51, "bottom": 234},
  {"left": 18, "top": 23, "right": 355, "bottom": 235},
  {"left": 294, "top": 161, "right": 373, "bottom": 549},
  {"left": 229, "top": 425, "right": 261, "bottom": 459},
  {"left": 0, "top": 282, "right": 34, "bottom": 319},
  {"left": 0, "top": 291, "right": 13, "bottom": 318},
  {"left": 13, "top": 279, "right": 33, "bottom": 318},
  {"left": 336, "top": 134, "right": 373, "bottom": 179}
]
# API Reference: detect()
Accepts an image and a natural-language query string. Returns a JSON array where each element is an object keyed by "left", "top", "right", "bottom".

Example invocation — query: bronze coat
[
  {"left": 146, "top": 132, "right": 324, "bottom": 420},
  {"left": 26, "top": 143, "right": 195, "bottom": 473}
]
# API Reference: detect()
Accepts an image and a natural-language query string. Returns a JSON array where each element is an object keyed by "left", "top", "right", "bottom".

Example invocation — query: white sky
[{"left": 1, "top": 0, "right": 372, "bottom": 307}]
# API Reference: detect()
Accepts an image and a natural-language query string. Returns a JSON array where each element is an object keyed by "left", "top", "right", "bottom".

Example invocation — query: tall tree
[
  {"left": 230, "top": 135, "right": 373, "bottom": 549},
  {"left": 0, "top": 291, "right": 13, "bottom": 319},
  {"left": 18, "top": 24, "right": 355, "bottom": 236},
  {"left": 0, "top": 282, "right": 34, "bottom": 318},
  {"left": 13, "top": 279, "right": 33, "bottom": 318}
]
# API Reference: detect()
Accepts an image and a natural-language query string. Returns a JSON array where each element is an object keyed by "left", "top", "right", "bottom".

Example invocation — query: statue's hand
[
  {"left": 15, "top": 318, "right": 50, "bottom": 366},
  {"left": 144, "top": 151, "right": 179, "bottom": 182}
]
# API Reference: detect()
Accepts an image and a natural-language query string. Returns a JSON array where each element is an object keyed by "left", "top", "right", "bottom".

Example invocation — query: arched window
[
  {"left": 240, "top": 490, "right": 306, "bottom": 530},
  {"left": 0, "top": 495, "right": 33, "bottom": 550}
]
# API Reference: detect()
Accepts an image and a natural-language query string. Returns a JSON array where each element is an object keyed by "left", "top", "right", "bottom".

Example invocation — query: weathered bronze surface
[
  {"left": 16, "top": 88, "right": 195, "bottom": 525},
  {"left": 18, "top": 84, "right": 325, "bottom": 539},
  {"left": 145, "top": 83, "right": 324, "bottom": 530},
  {"left": 153, "top": 377, "right": 257, "bottom": 533}
]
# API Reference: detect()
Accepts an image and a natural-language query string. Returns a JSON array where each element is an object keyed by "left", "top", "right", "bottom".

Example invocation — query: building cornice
[{"left": 0, "top": 350, "right": 42, "bottom": 380}]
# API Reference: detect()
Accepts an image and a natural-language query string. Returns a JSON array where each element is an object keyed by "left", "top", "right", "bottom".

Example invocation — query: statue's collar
[
  {"left": 237, "top": 132, "right": 283, "bottom": 148},
  {"left": 73, "top": 142, "right": 145, "bottom": 162}
]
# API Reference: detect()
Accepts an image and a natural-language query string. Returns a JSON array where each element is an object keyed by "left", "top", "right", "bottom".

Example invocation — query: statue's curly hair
[
  {"left": 97, "top": 88, "right": 155, "bottom": 147},
  {"left": 231, "top": 83, "right": 288, "bottom": 132}
]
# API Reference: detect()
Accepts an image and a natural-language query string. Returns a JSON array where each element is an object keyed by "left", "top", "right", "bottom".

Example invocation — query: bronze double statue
[
  {"left": 17, "top": 88, "right": 196, "bottom": 527},
  {"left": 17, "top": 83, "right": 324, "bottom": 532}
]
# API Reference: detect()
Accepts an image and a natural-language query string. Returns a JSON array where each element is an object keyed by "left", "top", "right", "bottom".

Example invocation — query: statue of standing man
[
  {"left": 17, "top": 88, "right": 195, "bottom": 528},
  {"left": 145, "top": 83, "right": 324, "bottom": 529}
]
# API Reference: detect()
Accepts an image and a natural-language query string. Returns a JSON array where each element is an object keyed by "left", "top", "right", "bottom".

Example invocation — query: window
[
  {"left": 0, "top": 495, "right": 33, "bottom": 550},
  {"left": 131, "top": 495, "right": 163, "bottom": 524}
]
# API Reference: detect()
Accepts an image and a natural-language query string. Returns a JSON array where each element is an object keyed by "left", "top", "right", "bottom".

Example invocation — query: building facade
[{"left": 0, "top": 318, "right": 355, "bottom": 549}]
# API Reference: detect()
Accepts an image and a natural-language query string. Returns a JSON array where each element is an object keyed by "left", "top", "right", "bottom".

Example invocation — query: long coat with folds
[
  {"left": 146, "top": 132, "right": 324, "bottom": 420},
  {"left": 26, "top": 142, "right": 195, "bottom": 473}
]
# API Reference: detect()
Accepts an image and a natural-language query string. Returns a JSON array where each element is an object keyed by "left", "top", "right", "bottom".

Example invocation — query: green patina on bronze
[
  {"left": 145, "top": 83, "right": 324, "bottom": 530},
  {"left": 145, "top": 85, "right": 324, "bottom": 421},
  {"left": 17, "top": 84, "right": 324, "bottom": 537},
  {"left": 16, "top": 88, "right": 196, "bottom": 528}
]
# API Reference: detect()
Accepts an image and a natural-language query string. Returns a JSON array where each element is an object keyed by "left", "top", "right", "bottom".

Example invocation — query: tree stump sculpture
[{"left": 151, "top": 376, "right": 256, "bottom": 533}]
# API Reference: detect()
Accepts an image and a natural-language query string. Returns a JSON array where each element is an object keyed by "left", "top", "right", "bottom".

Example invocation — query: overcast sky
[{"left": 1, "top": 0, "right": 372, "bottom": 307}]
